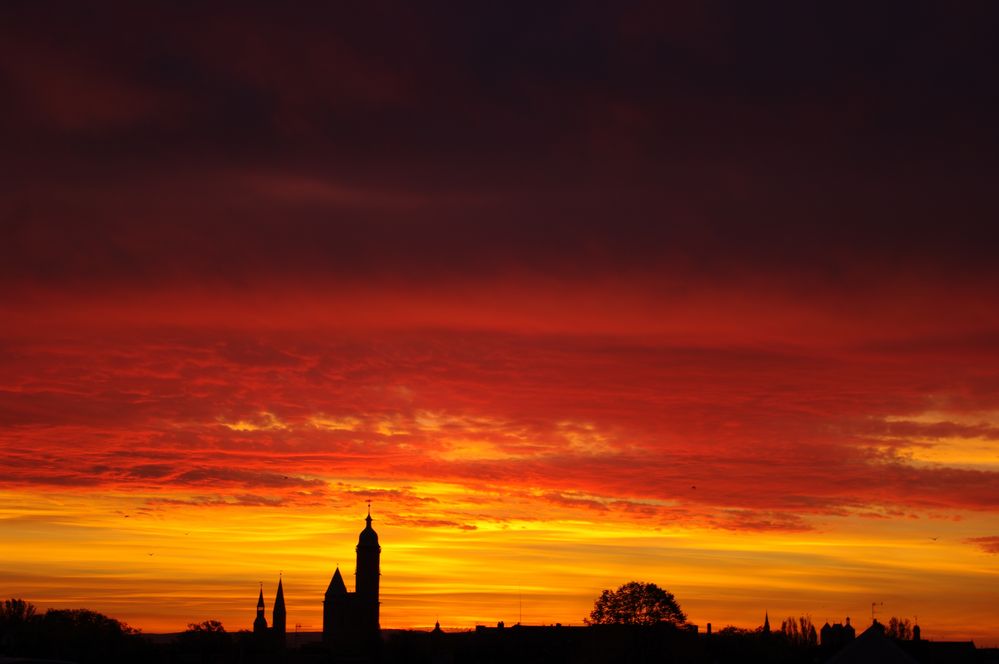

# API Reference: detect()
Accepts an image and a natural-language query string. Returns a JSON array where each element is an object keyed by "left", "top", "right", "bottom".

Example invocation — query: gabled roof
[{"left": 825, "top": 622, "right": 917, "bottom": 664}]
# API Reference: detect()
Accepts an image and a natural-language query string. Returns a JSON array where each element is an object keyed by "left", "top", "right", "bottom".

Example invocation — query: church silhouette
[
  {"left": 253, "top": 576, "right": 286, "bottom": 640},
  {"left": 324, "top": 506, "right": 382, "bottom": 643},
  {"left": 252, "top": 507, "right": 381, "bottom": 649}
]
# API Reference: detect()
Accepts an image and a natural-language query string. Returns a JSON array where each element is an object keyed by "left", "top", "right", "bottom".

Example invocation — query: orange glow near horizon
[{"left": 3, "top": 487, "right": 997, "bottom": 643}]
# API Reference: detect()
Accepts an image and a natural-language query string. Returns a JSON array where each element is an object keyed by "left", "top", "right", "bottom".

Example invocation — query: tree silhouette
[
  {"left": 585, "top": 582, "right": 686, "bottom": 626},
  {"left": 0, "top": 598, "right": 36, "bottom": 624},
  {"left": 887, "top": 616, "right": 913, "bottom": 640},
  {"left": 717, "top": 625, "right": 754, "bottom": 635},
  {"left": 177, "top": 619, "right": 232, "bottom": 663},
  {"left": 35, "top": 608, "right": 144, "bottom": 664},
  {"left": 0, "top": 598, "right": 37, "bottom": 653},
  {"left": 779, "top": 615, "right": 817, "bottom": 646},
  {"left": 186, "top": 619, "right": 226, "bottom": 633}
]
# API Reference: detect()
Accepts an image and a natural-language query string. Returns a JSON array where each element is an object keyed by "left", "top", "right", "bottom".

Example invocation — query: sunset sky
[{"left": 2, "top": 1, "right": 998, "bottom": 645}]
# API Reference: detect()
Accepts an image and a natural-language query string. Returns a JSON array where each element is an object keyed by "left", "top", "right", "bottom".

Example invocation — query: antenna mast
[{"left": 871, "top": 602, "right": 884, "bottom": 622}]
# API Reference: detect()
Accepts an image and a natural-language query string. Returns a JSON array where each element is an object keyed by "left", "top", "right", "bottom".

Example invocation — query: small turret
[
  {"left": 254, "top": 585, "right": 268, "bottom": 634},
  {"left": 358, "top": 505, "right": 379, "bottom": 547}
]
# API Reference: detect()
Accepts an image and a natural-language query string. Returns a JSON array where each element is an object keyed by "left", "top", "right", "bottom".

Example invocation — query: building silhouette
[
  {"left": 251, "top": 579, "right": 285, "bottom": 639},
  {"left": 820, "top": 616, "right": 856, "bottom": 649},
  {"left": 323, "top": 507, "right": 382, "bottom": 645},
  {"left": 253, "top": 585, "right": 267, "bottom": 634},
  {"left": 273, "top": 576, "right": 286, "bottom": 639},
  {"left": 246, "top": 508, "right": 380, "bottom": 653}
]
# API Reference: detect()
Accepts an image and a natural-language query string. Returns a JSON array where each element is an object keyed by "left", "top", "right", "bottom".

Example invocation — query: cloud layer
[{"left": 2, "top": 327, "right": 997, "bottom": 520}]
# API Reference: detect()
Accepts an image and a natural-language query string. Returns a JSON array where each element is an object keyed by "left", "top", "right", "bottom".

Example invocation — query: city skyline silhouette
[{"left": 2, "top": 507, "right": 993, "bottom": 663}]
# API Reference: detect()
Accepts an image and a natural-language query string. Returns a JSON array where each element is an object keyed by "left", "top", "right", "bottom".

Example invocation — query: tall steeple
[
  {"left": 272, "top": 576, "right": 286, "bottom": 636},
  {"left": 355, "top": 503, "right": 381, "bottom": 635},
  {"left": 254, "top": 585, "right": 268, "bottom": 634},
  {"left": 323, "top": 506, "right": 383, "bottom": 645},
  {"left": 763, "top": 611, "right": 771, "bottom": 634}
]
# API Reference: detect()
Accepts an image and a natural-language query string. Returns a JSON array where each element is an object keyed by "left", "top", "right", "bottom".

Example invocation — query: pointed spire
[
  {"left": 763, "top": 611, "right": 771, "bottom": 634},
  {"left": 272, "top": 575, "right": 286, "bottom": 636},
  {"left": 257, "top": 585, "right": 265, "bottom": 608},
  {"left": 326, "top": 565, "right": 348, "bottom": 596},
  {"left": 275, "top": 576, "right": 285, "bottom": 607}
]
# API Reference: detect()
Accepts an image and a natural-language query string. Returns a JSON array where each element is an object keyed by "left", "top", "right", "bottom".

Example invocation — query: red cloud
[
  {"left": 2, "top": 322, "right": 997, "bottom": 530},
  {"left": 966, "top": 536, "right": 999, "bottom": 554}
]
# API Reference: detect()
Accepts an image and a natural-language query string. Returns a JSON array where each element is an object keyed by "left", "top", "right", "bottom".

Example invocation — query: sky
[{"left": 2, "top": 0, "right": 998, "bottom": 645}]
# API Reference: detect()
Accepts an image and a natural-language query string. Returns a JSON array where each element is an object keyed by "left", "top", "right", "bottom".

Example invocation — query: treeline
[
  {"left": 0, "top": 598, "right": 154, "bottom": 663},
  {"left": 0, "top": 599, "right": 299, "bottom": 664}
]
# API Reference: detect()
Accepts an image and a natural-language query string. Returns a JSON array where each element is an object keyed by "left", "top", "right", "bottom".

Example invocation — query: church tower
[
  {"left": 272, "top": 576, "right": 286, "bottom": 637},
  {"left": 323, "top": 508, "right": 381, "bottom": 645},
  {"left": 253, "top": 585, "right": 268, "bottom": 634},
  {"left": 355, "top": 505, "right": 381, "bottom": 635}
]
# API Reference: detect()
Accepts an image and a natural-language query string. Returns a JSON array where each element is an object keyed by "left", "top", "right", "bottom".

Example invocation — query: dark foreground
[{"left": 2, "top": 616, "right": 997, "bottom": 664}]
